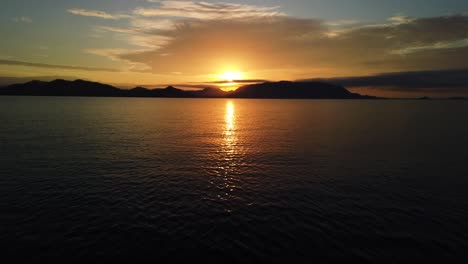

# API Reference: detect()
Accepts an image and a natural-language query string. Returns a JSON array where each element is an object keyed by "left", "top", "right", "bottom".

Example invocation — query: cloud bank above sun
[{"left": 64, "top": 1, "right": 468, "bottom": 81}]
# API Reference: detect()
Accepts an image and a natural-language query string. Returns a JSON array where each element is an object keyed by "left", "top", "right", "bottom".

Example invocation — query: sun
[{"left": 219, "top": 71, "right": 244, "bottom": 82}]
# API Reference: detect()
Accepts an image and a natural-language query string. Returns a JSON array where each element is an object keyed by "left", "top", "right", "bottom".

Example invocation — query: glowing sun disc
[{"left": 220, "top": 71, "right": 243, "bottom": 82}]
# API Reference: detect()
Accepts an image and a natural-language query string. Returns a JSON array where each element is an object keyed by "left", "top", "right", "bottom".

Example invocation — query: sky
[{"left": 1, "top": 0, "right": 468, "bottom": 96}]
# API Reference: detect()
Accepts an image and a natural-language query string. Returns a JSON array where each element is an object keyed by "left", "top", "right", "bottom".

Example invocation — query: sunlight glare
[
  {"left": 220, "top": 71, "right": 244, "bottom": 82},
  {"left": 225, "top": 101, "right": 235, "bottom": 136}
]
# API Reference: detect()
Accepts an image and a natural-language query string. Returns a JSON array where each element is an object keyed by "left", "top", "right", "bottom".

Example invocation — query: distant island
[{"left": 0, "top": 79, "right": 378, "bottom": 99}]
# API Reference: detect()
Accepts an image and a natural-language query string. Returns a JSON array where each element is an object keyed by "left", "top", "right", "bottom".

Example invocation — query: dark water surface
[{"left": 1, "top": 97, "right": 468, "bottom": 262}]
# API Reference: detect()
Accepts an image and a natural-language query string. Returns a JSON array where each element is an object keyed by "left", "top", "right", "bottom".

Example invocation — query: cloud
[
  {"left": 134, "top": 1, "right": 284, "bottom": 19},
  {"left": 12, "top": 16, "right": 32, "bottom": 23},
  {"left": 130, "top": 18, "right": 177, "bottom": 31},
  {"left": 391, "top": 39, "right": 468, "bottom": 55},
  {"left": 69, "top": 1, "right": 283, "bottom": 22},
  {"left": 119, "top": 17, "right": 325, "bottom": 75},
  {"left": 300, "top": 68, "right": 468, "bottom": 89},
  {"left": 94, "top": 26, "right": 172, "bottom": 49},
  {"left": 83, "top": 49, "right": 133, "bottom": 61},
  {"left": 325, "top": 20, "right": 360, "bottom": 27},
  {"left": 83, "top": 49, "right": 152, "bottom": 72},
  {"left": 71, "top": 1, "right": 289, "bottom": 75},
  {"left": 208, "top": 79, "right": 270, "bottom": 84},
  {"left": 95, "top": 26, "right": 139, "bottom": 34},
  {"left": 68, "top": 1, "right": 468, "bottom": 80},
  {"left": 387, "top": 15, "right": 415, "bottom": 25},
  {"left": 0, "top": 59, "right": 120, "bottom": 72},
  {"left": 110, "top": 13, "right": 468, "bottom": 78},
  {"left": 67, "top": 9, "right": 128, "bottom": 20}
]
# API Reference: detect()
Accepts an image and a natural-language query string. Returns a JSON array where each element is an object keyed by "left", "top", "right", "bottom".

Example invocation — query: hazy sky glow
[{"left": 2, "top": 0, "right": 468, "bottom": 95}]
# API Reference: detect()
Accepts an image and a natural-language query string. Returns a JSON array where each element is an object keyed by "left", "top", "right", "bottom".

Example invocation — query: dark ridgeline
[
  {"left": 0, "top": 79, "right": 376, "bottom": 99},
  {"left": 230, "top": 81, "right": 368, "bottom": 99},
  {"left": 126, "top": 86, "right": 188, "bottom": 98},
  {"left": 125, "top": 86, "right": 227, "bottom": 98},
  {"left": 0, "top": 79, "right": 121, "bottom": 96}
]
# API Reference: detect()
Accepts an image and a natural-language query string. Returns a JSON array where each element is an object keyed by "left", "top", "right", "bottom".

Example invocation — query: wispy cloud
[
  {"left": 134, "top": 1, "right": 284, "bottom": 19},
  {"left": 67, "top": 9, "right": 129, "bottom": 20},
  {"left": 391, "top": 39, "right": 468, "bottom": 55},
  {"left": 325, "top": 19, "right": 360, "bottom": 27},
  {"left": 68, "top": 1, "right": 283, "bottom": 21},
  {"left": 0, "top": 59, "right": 120, "bottom": 72},
  {"left": 83, "top": 49, "right": 152, "bottom": 72},
  {"left": 12, "top": 16, "right": 32, "bottom": 23},
  {"left": 84, "top": 49, "right": 132, "bottom": 61},
  {"left": 95, "top": 26, "right": 140, "bottom": 34},
  {"left": 387, "top": 15, "right": 415, "bottom": 25},
  {"left": 300, "top": 69, "right": 468, "bottom": 89},
  {"left": 130, "top": 18, "right": 176, "bottom": 31}
]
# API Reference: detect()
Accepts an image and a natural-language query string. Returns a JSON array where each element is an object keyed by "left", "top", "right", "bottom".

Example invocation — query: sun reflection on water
[
  {"left": 213, "top": 100, "right": 239, "bottom": 205},
  {"left": 225, "top": 101, "right": 235, "bottom": 138},
  {"left": 223, "top": 100, "right": 238, "bottom": 159}
]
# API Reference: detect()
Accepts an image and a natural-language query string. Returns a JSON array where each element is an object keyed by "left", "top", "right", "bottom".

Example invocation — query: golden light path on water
[
  {"left": 225, "top": 101, "right": 235, "bottom": 138},
  {"left": 224, "top": 101, "right": 238, "bottom": 160},
  {"left": 216, "top": 100, "right": 239, "bottom": 205}
]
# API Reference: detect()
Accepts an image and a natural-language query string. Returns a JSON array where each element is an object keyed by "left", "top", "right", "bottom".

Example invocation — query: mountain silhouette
[
  {"left": 122, "top": 86, "right": 225, "bottom": 97},
  {"left": 230, "top": 81, "right": 367, "bottom": 99},
  {"left": 187, "top": 87, "right": 227, "bottom": 98},
  {"left": 0, "top": 79, "right": 121, "bottom": 96},
  {"left": 0, "top": 79, "right": 376, "bottom": 99}
]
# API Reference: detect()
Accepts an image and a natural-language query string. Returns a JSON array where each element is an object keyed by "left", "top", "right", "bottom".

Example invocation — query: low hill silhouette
[
  {"left": 122, "top": 86, "right": 226, "bottom": 98},
  {"left": 230, "top": 81, "right": 369, "bottom": 99},
  {"left": 0, "top": 79, "right": 376, "bottom": 99},
  {"left": 0, "top": 79, "right": 121, "bottom": 96}
]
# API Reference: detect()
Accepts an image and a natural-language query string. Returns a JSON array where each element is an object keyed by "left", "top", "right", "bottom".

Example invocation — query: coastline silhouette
[{"left": 0, "top": 79, "right": 377, "bottom": 99}]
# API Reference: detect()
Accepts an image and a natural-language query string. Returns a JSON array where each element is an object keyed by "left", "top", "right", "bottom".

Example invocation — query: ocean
[{"left": 1, "top": 96, "right": 468, "bottom": 262}]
